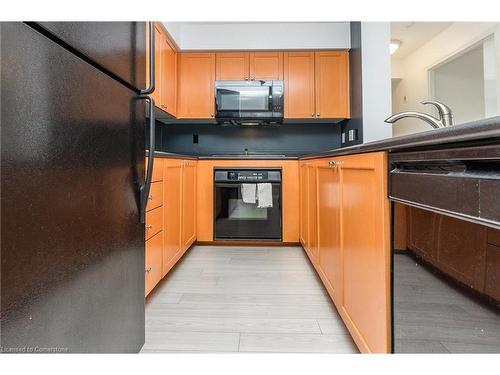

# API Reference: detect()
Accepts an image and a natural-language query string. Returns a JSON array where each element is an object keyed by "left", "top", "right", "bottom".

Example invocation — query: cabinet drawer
[
  {"left": 145, "top": 206, "right": 163, "bottom": 240},
  {"left": 145, "top": 231, "right": 163, "bottom": 296},
  {"left": 146, "top": 181, "right": 163, "bottom": 211},
  {"left": 146, "top": 157, "right": 164, "bottom": 182}
]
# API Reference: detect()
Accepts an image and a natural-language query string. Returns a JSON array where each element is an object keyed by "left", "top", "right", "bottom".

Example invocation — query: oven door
[
  {"left": 215, "top": 82, "right": 272, "bottom": 119},
  {"left": 214, "top": 182, "right": 282, "bottom": 240}
]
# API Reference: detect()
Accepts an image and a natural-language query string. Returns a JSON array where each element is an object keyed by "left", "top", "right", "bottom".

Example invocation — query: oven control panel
[
  {"left": 215, "top": 169, "right": 281, "bottom": 182},
  {"left": 228, "top": 171, "right": 267, "bottom": 181}
]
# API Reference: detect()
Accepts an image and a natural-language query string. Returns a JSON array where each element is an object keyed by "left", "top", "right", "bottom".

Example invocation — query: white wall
[
  {"left": 361, "top": 22, "right": 393, "bottom": 143},
  {"left": 162, "top": 22, "right": 350, "bottom": 50},
  {"left": 391, "top": 22, "right": 500, "bottom": 136}
]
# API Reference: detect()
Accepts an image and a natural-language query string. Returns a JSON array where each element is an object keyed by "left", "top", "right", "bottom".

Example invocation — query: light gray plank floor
[
  {"left": 394, "top": 253, "right": 500, "bottom": 353},
  {"left": 141, "top": 245, "right": 358, "bottom": 353}
]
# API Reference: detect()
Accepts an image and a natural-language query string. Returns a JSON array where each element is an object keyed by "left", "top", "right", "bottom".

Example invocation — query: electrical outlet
[
  {"left": 348, "top": 129, "right": 358, "bottom": 142},
  {"left": 341, "top": 132, "right": 346, "bottom": 144},
  {"left": 192, "top": 134, "right": 199, "bottom": 144}
]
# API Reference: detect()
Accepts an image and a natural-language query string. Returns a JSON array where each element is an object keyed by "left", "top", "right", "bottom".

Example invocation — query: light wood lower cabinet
[
  {"left": 182, "top": 160, "right": 197, "bottom": 250},
  {"left": 145, "top": 157, "right": 197, "bottom": 297},
  {"left": 299, "top": 152, "right": 390, "bottom": 353}
]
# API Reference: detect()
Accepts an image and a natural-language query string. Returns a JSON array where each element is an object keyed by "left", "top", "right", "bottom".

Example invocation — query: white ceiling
[
  {"left": 162, "top": 22, "right": 351, "bottom": 50},
  {"left": 391, "top": 22, "right": 452, "bottom": 59}
]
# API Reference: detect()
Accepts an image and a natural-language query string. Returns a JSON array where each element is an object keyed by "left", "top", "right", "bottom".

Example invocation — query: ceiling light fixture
[{"left": 390, "top": 40, "right": 402, "bottom": 55}]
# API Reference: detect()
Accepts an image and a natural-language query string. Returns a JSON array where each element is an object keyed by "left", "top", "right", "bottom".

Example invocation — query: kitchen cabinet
[
  {"left": 216, "top": 52, "right": 283, "bottom": 81},
  {"left": 284, "top": 51, "right": 350, "bottom": 119},
  {"left": 249, "top": 52, "right": 284, "bottom": 80},
  {"left": 315, "top": 51, "right": 349, "bottom": 118},
  {"left": 145, "top": 232, "right": 163, "bottom": 296},
  {"left": 306, "top": 162, "right": 318, "bottom": 261},
  {"left": 149, "top": 23, "right": 164, "bottom": 107},
  {"left": 182, "top": 160, "right": 197, "bottom": 250},
  {"left": 145, "top": 157, "right": 165, "bottom": 297},
  {"left": 177, "top": 52, "right": 216, "bottom": 119},
  {"left": 160, "top": 33, "right": 177, "bottom": 116},
  {"left": 216, "top": 52, "right": 249, "bottom": 80},
  {"left": 162, "top": 158, "right": 183, "bottom": 277},
  {"left": 299, "top": 161, "right": 308, "bottom": 247},
  {"left": 338, "top": 152, "right": 390, "bottom": 354},
  {"left": 197, "top": 160, "right": 299, "bottom": 243},
  {"left": 485, "top": 244, "right": 500, "bottom": 301},
  {"left": 284, "top": 52, "right": 315, "bottom": 119},
  {"left": 316, "top": 158, "right": 341, "bottom": 302},
  {"left": 299, "top": 152, "right": 390, "bottom": 353}
]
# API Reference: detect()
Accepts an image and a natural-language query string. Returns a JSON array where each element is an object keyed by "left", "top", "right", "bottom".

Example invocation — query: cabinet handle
[
  {"left": 316, "top": 113, "right": 320, "bottom": 117},
  {"left": 210, "top": 113, "right": 214, "bottom": 117},
  {"left": 145, "top": 224, "right": 153, "bottom": 230},
  {"left": 148, "top": 195, "right": 153, "bottom": 200},
  {"left": 145, "top": 267, "right": 152, "bottom": 273},
  {"left": 311, "top": 113, "right": 314, "bottom": 117}
]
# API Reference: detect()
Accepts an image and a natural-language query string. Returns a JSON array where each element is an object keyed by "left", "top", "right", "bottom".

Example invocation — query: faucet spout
[
  {"left": 384, "top": 111, "right": 443, "bottom": 129},
  {"left": 384, "top": 100, "right": 454, "bottom": 129}
]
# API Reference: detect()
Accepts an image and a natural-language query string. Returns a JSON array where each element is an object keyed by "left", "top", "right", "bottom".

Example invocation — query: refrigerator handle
[
  {"left": 140, "top": 22, "right": 155, "bottom": 95},
  {"left": 139, "top": 95, "right": 155, "bottom": 223}
]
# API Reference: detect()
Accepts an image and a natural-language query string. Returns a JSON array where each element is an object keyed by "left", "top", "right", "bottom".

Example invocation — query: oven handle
[{"left": 214, "top": 182, "right": 281, "bottom": 187}]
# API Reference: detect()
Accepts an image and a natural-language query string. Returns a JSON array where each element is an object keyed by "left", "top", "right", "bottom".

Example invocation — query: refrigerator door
[
  {"left": 36, "top": 22, "right": 147, "bottom": 92},
  {"left": 1, "top": 23, "right": 145, "bottom": 352}
]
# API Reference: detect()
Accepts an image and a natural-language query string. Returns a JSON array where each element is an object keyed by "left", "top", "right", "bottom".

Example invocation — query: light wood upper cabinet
[
  {"left": 284, "top": 52, "right": 316, "bottom": 119},
  {"left": 249, "top": 52, "right": 283, "bottom": 80},
  {"left": 216, "top": 52, "right": 249, "bottom": 80},
  {"left": 177, "top": 52, "right": 216, "bottom": 119},
  {"left": 284, "top": 50, "right": 350, "bottom": 119},
  {"left": 315, "top": 51, "right": 349, "bottom": 118},
  {"left": 150, "top": 23, "right": 164, "bottom": 106},
  {"left": 182, "top": 160, "right": 197, "bottom": 249},
  {"left": 161, "top": 35, "right": 177, "bottom": 116},
  {"left": 216, "top": 52, "right": 283, "bottom": 81}
]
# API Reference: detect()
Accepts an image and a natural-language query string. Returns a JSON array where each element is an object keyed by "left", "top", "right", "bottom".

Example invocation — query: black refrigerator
[{"left": 1, "top": 22, "right": 154, "bottom": 353}]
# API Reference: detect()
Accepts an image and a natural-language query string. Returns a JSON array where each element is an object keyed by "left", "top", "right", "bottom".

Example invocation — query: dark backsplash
[{"left": 154, "top": 122, "right": 342, "bottom": 156}]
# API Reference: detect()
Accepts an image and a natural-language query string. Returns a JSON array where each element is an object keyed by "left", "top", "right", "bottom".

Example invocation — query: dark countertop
[
  {"left": 149, "top": 117, "right": 500, "bottom": 161},
  {"left": 301, "top": 116, "right": 500, "bottom": 159}
]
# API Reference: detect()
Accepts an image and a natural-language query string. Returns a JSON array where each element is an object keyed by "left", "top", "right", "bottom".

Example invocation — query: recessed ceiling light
[{"left": 390, "top": 40, "right": 402, "bottom": 55}]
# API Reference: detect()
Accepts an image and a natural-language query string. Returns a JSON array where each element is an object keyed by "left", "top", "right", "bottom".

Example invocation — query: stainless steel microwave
[{"left": 215, "top": 80, "right": 284, "bottom": 123}]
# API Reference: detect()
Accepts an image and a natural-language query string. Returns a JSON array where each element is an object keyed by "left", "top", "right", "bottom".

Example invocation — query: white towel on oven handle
[
  {"left": 241, "top": 183, "right": 257, "bottom": 204},
  {"left": 257, "top": 183, "right": 273, "bottom": 208}
]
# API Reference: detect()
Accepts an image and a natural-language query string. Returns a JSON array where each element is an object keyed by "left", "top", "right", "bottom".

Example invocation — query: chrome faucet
[{"left": 385, "top": 100, "right": 454, "bottom": 129}]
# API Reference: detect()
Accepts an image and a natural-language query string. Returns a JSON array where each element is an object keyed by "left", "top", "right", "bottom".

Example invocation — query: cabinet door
[
  {"left": 145, "top": 232, "right": 163, "bottom": 297},
  {"left": 299, "top": 161, "right": 309, "bottom": 248},
  {"left": 182, "top": 160, "right": 197, "bottom": 250},
  {"left": 161, "top": 35, "right": 177, "bottom": 116},
  {"left": 315, "top": 51, "right": 350, "bottom": 118},
  {"left": 177, "top": 52, "right": 216, "bottom": 118},
  {"left": 284, "top": 52, "right": 315, "bottom": 119},
  {"left": 338, "top": 152, "right": 390, "bottom": 353},
  {"left": 249, "top": 52, "right": 283, "bottom": 80},
  {"left": 150, "top": 23, "right": 164, "bottom": 106},
  {"left": 317, "top": 158, "right": 341, "bottom": 301},
  {"left": 163, "top": 159, "right": 183, "bottom": 276},
  {"left": 307, "top": 162, "right": 318, "bottom": 262},
  {"left": 216, "top": 52, "right": 249, "bottom": 80}
]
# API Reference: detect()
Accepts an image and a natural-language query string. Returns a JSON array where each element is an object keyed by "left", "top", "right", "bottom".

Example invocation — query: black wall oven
[{"left": 214, "top": 168, "right": 282, "bottom": 241}]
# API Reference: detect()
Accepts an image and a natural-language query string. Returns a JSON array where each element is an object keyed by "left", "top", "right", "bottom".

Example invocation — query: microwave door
[{"left": 216, "top": 85, "right": 271, "bottom": 118}]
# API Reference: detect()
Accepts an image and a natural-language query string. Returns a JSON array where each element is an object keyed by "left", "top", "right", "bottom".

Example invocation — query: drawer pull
[
  {"left": 145, "top": 267, "right": 152, "bottom": 273},
  {"left": 148, "top": 195, "right": 153, "bottom": 200},
  {"left": 145, "top": 224, "right": 153, "bottom": 230}
]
